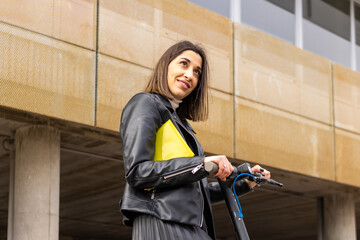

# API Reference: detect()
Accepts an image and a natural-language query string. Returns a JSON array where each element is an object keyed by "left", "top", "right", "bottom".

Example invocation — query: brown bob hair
[{"left": 144, "top": 40, "right": 209, "bottom": 122}]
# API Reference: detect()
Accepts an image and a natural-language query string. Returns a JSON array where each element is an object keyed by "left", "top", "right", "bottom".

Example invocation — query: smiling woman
[
  {"left": 144, "top": 40, "right": 209, "bottom": 122},
  {"left": 119, "top": 40, "right": 270, "bottom": 240},
  {"left": 167, "top": 50, "right": 202, "bottom": 100}
]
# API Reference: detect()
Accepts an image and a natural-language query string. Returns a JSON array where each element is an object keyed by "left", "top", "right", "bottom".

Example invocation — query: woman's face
[{"left": 167, "top": 50, "right": 202, "bottom": 100}]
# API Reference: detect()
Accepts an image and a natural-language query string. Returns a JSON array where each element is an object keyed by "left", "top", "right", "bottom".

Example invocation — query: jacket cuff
[{"left": 235, "top": 179, "right": 254, "bottom": 196}]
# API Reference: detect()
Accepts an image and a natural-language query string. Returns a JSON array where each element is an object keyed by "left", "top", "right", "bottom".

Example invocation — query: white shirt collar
[{"left": 169, "top": 98, "right": 182, "bottom": 110}]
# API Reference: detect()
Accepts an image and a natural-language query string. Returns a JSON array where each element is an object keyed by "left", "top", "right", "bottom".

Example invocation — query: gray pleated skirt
[{"left": 132, "top": 214, "right": 212, "bottom": 240}]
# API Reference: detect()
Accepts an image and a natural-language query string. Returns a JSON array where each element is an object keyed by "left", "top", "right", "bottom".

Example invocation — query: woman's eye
[
  {"left": 194, "top": 69, "right": 201, "bottom": 76},
  {"left": 180, "top": 61, "right": 187, "bottom": 66}
]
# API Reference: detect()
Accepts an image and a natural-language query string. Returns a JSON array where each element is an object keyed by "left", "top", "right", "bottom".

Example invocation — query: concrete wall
[{"left": 0, "top": 0, "right": 359, "bottom": 188}]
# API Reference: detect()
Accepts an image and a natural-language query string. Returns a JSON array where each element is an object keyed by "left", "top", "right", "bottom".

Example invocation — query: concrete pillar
[
  {"left": 8, "top": 126, "right": 60, "bottom": 240},
  {"left": 323, "top": 194, "right": 357, "bottom": 240}
]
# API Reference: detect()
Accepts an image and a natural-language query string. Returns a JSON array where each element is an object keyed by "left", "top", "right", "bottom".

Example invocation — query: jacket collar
[
  {"left": 154, "top": 94, "right": 174, "bottom": 113},
  {"left": 154, "top": 94, "right": 196, "bottom": 134}
]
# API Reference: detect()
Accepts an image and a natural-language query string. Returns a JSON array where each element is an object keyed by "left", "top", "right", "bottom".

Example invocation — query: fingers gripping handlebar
[
  {"left": 204, "top": 162, "right": 283, "bottom": 187},
  {"left": 205, "top": 162, "right": 253, "bottom": 176}
]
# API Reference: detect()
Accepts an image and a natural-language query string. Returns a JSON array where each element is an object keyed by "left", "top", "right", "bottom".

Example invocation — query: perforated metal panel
[{"left": 0, "top": 22, "right": 96, "bottom": 125}]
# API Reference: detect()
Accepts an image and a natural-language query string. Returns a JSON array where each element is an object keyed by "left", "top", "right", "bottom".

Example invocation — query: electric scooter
[{"left": 205, "top": 162, "right": 283, "bottom": 240}]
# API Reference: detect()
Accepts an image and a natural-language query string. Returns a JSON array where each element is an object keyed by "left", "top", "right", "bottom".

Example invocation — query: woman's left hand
[{"left": 246, "top": 165, "right": 271, "bottom": 189}]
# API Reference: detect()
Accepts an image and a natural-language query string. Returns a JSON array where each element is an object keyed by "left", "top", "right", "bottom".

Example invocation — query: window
[
  {"left": 267, "top": 0, "right": 295, "bottom": 13},
  {"left": 242, "top": 0, "right": 295, "bottom": 44},
  {"left": 355, "top": 2, "right": 360, "bottom": 71},
  {"left": 303, "top": 0, "right": 351, "bottom": 68},
  {"left": 187, "top": 0, "right": 360, "bottom": 72},
  {"left": 186, "top": 0, "right": 231, "bottom": 18}
]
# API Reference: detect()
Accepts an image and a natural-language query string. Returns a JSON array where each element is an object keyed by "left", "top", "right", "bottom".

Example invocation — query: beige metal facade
[{"left": 0, "top": 0, "right": 359, "bottom": 239}]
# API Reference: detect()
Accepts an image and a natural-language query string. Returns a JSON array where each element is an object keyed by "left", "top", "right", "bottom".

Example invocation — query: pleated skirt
[{"left": 132, "top": 214, "right": 212, "bottom": 240}]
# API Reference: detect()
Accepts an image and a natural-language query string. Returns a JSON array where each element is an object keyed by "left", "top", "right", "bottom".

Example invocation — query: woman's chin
[{"left": 172, "top": 92, "right": 186, "bottom": 100}]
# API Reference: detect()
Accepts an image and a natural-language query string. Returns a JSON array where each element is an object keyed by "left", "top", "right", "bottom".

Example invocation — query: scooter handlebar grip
[{"left": 205, "top": 162, "right": 219, "bottom": 175}]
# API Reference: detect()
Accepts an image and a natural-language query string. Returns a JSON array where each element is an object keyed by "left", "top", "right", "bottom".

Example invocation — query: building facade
[{"left": 0, "top": 0, "right": 359, "bottom": 239}]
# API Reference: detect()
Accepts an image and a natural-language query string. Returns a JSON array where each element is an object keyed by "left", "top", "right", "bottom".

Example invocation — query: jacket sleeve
[
  {"left": 120, "top": 93, "right": 208, "bottom": 190},
  {"left": 207, "top": 180, "right": 253, "bottom": 203}
]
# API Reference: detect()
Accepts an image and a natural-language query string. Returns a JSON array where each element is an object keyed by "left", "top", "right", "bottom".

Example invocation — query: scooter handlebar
[
  {"left": 205, "top": 162, "right": 283, "bottom": 187},
  {"left": 204, "top": 161, "right": 220, "bottom": 175},
  {"left": 204, "top": 162, "right": 253, "bottom": 176}
]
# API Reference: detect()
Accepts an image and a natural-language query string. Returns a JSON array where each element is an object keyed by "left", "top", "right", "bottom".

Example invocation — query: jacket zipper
[
  {"left": 151, "top": 189, "right": 156, "bottom": 199},
  {"left": 167, "top": 115, "right": 204, "bottom": 226},
  {"left": 198, "top": 181, "right": 204, "bottom": 227},
  {"left": 191, "top": 163, "right": 203, "bottom": 174},
  {"left": 163, "top": 164, "right": 203, "bottom": 180}
]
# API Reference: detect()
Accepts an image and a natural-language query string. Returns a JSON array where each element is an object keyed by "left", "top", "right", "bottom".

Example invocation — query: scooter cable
[{"left": 232, "top": 173, "right": 255, "bottom": 219}]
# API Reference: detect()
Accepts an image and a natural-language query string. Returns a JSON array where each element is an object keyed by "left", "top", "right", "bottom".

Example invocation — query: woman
[{"left": 120, "top": 40, "right": 270, "bottom": 240}]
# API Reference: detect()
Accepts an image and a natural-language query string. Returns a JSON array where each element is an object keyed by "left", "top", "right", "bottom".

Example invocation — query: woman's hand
[
  {"left": 204, "top": 155, "right": 234, "bottom": 181},
  {"left": 246, "top": 165, "right": 271, "bottom": 189}
]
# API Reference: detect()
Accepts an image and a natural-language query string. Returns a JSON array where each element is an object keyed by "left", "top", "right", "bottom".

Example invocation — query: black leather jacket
[{"left": 120, "top": 92, "right": 252, "bottom": 239}]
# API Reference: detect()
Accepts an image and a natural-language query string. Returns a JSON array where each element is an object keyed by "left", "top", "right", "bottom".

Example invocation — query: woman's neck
[{"left": 169, "top": 98, "right": 182, "bottom": 110}]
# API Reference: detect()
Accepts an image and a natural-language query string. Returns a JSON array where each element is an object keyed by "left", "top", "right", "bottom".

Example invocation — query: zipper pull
[
  {"left": 192, "top": 163, "right": 203, "bottom": 174},
  {"left": 151, "top": 189, "right": 156, "bottom": 199}
]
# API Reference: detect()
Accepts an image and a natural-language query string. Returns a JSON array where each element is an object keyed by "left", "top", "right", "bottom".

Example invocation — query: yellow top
[{"left": 153, "top": 119, "right": 195, "bottom": 161}]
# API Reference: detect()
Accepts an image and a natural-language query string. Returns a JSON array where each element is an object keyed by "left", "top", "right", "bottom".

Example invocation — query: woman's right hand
[{"left": 204, "top": 155, "right": 234, "bottom": 181}]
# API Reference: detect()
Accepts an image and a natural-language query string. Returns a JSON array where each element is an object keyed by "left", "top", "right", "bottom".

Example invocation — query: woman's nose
[{"left": 184, "top": 69, "right": 193, "bottom": 80}]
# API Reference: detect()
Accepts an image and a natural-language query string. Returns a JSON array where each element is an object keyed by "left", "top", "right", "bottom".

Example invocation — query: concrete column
[
  {"left": 9, "top": 126, "right": 60, "bottom": 240},
  {"left": 323, "top": 194, "right": 357, "bottom": 240}
]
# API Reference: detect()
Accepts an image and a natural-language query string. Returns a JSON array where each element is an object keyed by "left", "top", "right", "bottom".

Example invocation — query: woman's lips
[{"left": 177, "top": 79, "right": 190, "bottom": 89}]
